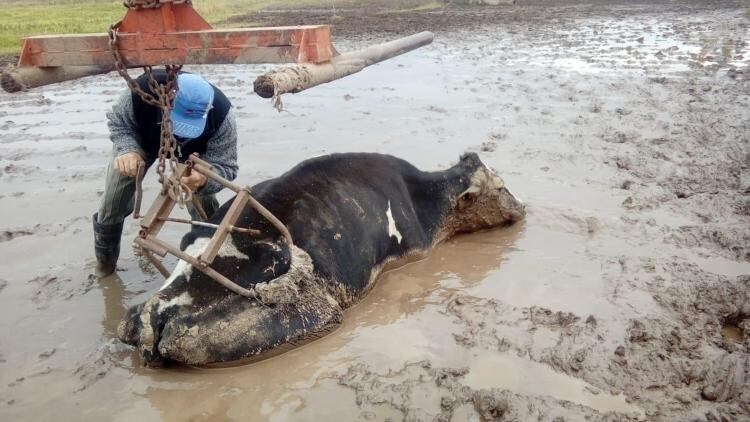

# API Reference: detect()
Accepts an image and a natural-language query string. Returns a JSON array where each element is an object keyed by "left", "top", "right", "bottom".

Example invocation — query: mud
[{"left": 1, "top": 1, "right": 749, "bottom": 421}]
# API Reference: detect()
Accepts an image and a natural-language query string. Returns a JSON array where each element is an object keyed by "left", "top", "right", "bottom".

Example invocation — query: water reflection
[{"left": 97, "top": 272, "right": 127, "bottom": 338}]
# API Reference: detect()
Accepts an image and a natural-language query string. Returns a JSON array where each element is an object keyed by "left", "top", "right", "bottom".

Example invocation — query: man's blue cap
[{"left": 172, "top": 73, "right": 215, "bottom": 140}]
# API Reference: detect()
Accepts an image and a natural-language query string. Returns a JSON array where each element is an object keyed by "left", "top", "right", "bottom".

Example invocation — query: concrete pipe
[
  {"left": 1, "top": 65, "right": 113, "bottom": 93},
  {"left": 253, "top": 31, "right": 434, "bottom": 99}
]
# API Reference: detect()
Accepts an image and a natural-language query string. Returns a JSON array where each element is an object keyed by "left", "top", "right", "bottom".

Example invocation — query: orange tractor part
[{"left": 17, "top": 2, "right": 336, "bottom": 68}]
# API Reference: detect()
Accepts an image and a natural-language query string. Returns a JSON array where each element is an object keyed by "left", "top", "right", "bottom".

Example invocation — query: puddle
[
  {"left": 465, "top": 351, "right": 640, "bottom": 415},
  {"left": 722, "top": 325, "right": 744, "bottom": 343}
]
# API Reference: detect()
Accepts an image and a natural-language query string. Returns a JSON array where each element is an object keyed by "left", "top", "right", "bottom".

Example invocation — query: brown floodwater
[{"left": 1, "top": 3, "right": 749, "bottom": 421}]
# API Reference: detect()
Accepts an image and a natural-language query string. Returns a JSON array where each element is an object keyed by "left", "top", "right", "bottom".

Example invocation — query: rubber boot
[{"left": 93, "top": 212, "right": 123, "bottom": 276}]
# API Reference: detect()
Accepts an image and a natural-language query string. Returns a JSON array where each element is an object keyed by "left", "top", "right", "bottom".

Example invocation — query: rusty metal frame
[
  {"left": 134, "top": 153, "right": 293, "bottom": 298},
  {"left": 17, "top": 2, "right": 336, "bottom": 68}
]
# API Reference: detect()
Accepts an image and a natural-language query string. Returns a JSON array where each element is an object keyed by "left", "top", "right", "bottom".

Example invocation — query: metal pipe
[
  {"left": 1, "top": 65, "right": 114, "bottom": 93},
  {"left": 191, "top": 162, "right": 243, "bottom": 193},
  {"left": 158, "top": 216, "right": 262, "bottom": 235},
  {"left": 143, "top": 250, "right": 171, "bottom": 278},
  {"left": 253, "top": 31, "right": 434, "bottom": 98},
  {"left": 133, "top": 161, "right": 146, "bottom": 219},
  {"left": 190, "top": 195, "right": 209, "bottom": 221},
  {"left": 187, "top": 154, "right": 292, "bottom": 244},
  {"left": 243, "top": 188, "right": 293, "bottom": 246}
]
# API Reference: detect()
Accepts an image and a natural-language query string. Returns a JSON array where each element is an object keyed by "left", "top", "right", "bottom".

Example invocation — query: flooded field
[{"left": 1, "top": 2, "right": 749, "bottom": 421}]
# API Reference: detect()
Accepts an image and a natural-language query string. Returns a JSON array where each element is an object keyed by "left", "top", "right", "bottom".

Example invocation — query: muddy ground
[{"left": 1, "top": 1, "right": 749, "bottom": 421}]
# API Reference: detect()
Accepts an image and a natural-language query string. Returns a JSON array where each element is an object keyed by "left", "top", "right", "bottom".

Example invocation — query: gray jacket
[{"left": 106, "top": 91, "right": 239, "bottom": 195}]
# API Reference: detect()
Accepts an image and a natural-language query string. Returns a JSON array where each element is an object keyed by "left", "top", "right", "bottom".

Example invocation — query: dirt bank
[{"left": 0, "top": 1, "right": 748, "bottom": 421}]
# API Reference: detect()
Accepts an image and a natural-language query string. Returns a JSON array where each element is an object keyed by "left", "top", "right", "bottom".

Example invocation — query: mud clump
[
  {"left": 667, "top": 225, "right": 750, "bottom": 261},
  {"left": 444, "top": 263, "right": 750, "bottom": 420},
  {"left": 0, "top": 229, "right": 34, "bottom": 243},
  {"left": 335, "top": 360, "right": 636, "bottom": 421},
  {"left": 29, "top": 274, "right": 96, "bottom": 308},
  {"left": 528, "top": 306, "right": 580, "bottom": 327}
]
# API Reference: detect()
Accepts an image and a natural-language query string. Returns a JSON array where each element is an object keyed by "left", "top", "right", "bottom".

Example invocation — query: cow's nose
[{"left": 502, "top": 187, "right": 522, "bottom": 205}]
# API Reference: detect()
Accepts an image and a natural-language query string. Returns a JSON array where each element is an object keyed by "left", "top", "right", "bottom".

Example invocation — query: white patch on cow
[
  {"left": 460, "top": 166, "right": 509, "bottom": 197},
  {"left": 386, "top": 200, "right": 403, "bottom": 244},
  {"left": 157, "top": 291, "right": 194, "bottom": 312},
  {"left": 217, "top": 237, "right": 250, "bottom": 260},
  {"left": 459, "top": 169, "right": 487, "bottom": 196},
  {"left": 160, "top": 237, "right": 209, "bottom": 291},
  {"left": 487, "top": 165, "right": 524, "bottom": 205}
]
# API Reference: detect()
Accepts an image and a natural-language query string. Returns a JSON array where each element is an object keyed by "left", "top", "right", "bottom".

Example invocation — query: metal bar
[
  {"left": 244, "top": 188, "right": 293, "bottom": 246},
  {"left": 200, "top": 190, "right": 250, "bottom": 265},
  {"left": 186, "top": 153, "right": 213, "bottom": 169},
  {"left": 135, "top": 236, "right": 168, "bottom": 258},
  {"left": 143, "top": 249, "right": 171, "bottom": 278},
  {"left": 254, "top": 31, "right": 433, "bottom": 98},
  {"left": 139, "top": 191, "right": 176, "bottom": 237},
  {"left": 190, "top": 195, "right": 208, "bottom": 221},
  {"left": 139, "top": 163, "right": 189, "bottom": 234},
  {"left": 190, "top": 162, "right": 243, "bottom": 193},
  {"left": 187, "top": 154, "right": 292, "bottom": 245},
  {"left": 157, "top": 217, "right": 262, "bottom": 236},
  {"left": 17, "top": 26, "right": 335, "bottom": 67},
  {"left": 133, "top": 161, "right": 146, "bottom": 219},
  {"left": 138, "top": 235, "right": 257, "bottom": 298}
]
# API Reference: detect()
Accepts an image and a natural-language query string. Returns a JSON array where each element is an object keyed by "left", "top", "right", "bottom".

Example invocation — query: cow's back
[{"left": 251, "top": 153, "right": 433, "bottom": 296}]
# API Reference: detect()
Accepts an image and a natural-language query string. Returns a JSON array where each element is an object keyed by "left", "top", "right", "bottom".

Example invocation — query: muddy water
[{"left": 2, "top": 4, "right": 749, "bottom": 421}]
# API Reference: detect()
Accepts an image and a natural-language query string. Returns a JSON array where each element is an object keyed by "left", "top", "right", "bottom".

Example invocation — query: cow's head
[
  {"left": 118, "top": 221, "right": 342, "bottom": 366},
  {"left": 444, "top": 153, "right": 526, "bottom": 234}
]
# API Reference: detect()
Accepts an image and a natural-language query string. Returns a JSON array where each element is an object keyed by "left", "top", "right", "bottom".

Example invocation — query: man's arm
[
  {"left": 197, "top": 109, "right": 239, "bottom": 195},
  {"left": 107, "top": 91, "right": 146, "bottom": 158},
  {"left": 106, "top": 91, "right": 147, "bottom": 177}
]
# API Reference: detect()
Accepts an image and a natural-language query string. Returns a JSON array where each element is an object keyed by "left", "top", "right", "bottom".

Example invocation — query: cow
[{"left": 118, "top": 152, "right": 525, "bottom": 366}]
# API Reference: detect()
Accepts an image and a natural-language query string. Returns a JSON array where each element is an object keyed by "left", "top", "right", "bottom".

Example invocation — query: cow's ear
[
  {"left": 459, "top": 152, "right": 482, "bottom": 170},
  {"left": 457, "top": 191, "right": 478, "bottom": 210}
]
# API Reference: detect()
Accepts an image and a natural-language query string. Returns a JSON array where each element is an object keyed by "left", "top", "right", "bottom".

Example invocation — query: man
[{"left": 93, "top": 71, "right": 238, "bottom": 276}]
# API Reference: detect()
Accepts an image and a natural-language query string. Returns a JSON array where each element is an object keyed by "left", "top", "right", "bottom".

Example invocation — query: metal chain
[
  {"left": 123, "top": 0, "right": 192, "bottom": 10},
  {"left": 107, "top": 21, "right": 192, "bottom": 207}
]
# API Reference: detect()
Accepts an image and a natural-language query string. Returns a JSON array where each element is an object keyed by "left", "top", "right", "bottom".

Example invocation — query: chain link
[
  {"left": 123, "top": 0, "right": 192, "bottom": 10},
  {"left": 107, "top": 22, "right": 192, "bottom": 207}
]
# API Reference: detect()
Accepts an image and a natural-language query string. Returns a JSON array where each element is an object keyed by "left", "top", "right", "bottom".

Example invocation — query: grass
[
  {"left": 0, "top": 0, "right": 354, "bottom": 55},
  {"left": 0, "top": 1, "right": 122, "bottom": 55},
  {"left": 373, "top": 0, "right": 443, "bottom": 15}
]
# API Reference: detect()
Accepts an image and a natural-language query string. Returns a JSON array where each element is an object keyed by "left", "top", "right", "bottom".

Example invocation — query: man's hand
[
  {"left": 114, "top": 152, "right": 144, "bottom": 178},
  {"left": 181, "top": 171, "right": 207, "bottom": 192}
]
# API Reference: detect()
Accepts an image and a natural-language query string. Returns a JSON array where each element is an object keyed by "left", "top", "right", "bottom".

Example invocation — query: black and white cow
[{"left": 118, "top": 152, "right": 525, "bottom": 366}]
